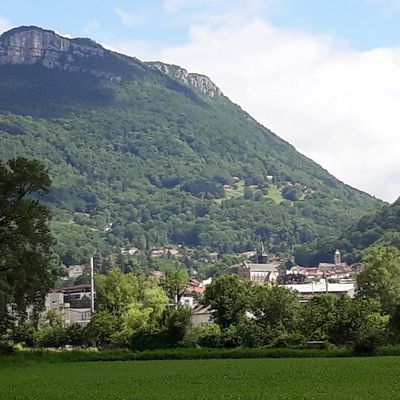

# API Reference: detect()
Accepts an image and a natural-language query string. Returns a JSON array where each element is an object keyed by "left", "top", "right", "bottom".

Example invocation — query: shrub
[
  {"left": 0, "top": 342, "right": 14, "bottom": 355},
  {"left": 85, "top": 311, "right": 121, "bottom": 348},
  {"left": 11, "top": 324, "right": 37, "bottom": 347},
  {"left": 271, "top": 332, "right": 306, "bottom": 348},
  {"left": 182, "top": 324, "right": 222, "bottom": 348},
  {"left": 66, "top": 324, "right": 86, "bottom": 347},
  {"left": 130, "top": 328, "right": 173, "bottom": 351},
  {"left": 34, "top": 326, "right": 68, "bottom": 348}
]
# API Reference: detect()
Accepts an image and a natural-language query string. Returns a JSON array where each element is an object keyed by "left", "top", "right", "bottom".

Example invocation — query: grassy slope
[{"left": 1, "top": 357, "right": 400, "bottom": 399}]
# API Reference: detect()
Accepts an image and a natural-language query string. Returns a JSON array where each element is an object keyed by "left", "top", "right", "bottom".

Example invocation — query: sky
[{"left": 1, "top": 0, "right": 400, "bottom": 202}]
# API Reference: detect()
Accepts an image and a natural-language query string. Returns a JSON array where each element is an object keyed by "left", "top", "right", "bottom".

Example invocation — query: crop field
[{"left": 1, "top": 357, "right": 400, "bottom": 399}]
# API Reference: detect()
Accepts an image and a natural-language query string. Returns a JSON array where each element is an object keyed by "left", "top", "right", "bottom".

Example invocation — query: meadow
[{"left": 1, "top": 356, "right": 400, "bottom": 399}]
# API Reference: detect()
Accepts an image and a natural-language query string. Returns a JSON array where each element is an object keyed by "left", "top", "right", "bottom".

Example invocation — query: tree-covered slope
[
  {"left": 0, "top": 26, "right": 382, "bottom": 264},
  {"left": 295, "top": 198, "right": 400, "bottom": 266}
]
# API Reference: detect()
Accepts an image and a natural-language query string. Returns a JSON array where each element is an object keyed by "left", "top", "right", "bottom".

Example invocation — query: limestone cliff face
[
  {"left": 147, "top": 61, "right": 223, "bottom": 98},
  {"left": 0, "top": 26, "right": 222, "bottom": 96},
  {"left": 0, "top": 26, "right": 121, "bottom": 81}
]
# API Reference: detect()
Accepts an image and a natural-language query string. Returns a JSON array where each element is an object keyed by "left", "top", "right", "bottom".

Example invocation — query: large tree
[
  {"left": 204, "top": 274, "right": 252, "bottom": 328},
  {"left": 357, "top": 246, "right": 400, "bottom": 314},
  {"left": 0, "top": 158, "right": 55, "bottom": 330}
]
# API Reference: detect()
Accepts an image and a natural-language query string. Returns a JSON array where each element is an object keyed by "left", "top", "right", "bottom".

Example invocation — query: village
[{"left": 45, "top": 246, "right": 359, "bottom": 328}]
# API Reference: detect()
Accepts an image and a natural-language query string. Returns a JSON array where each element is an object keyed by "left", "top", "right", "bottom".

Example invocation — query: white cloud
[
  {"left": 149, "top": 18, "right": 400, "bottom": 202},
  {"left": 0, "top": 16, "right": 11, "bottom": 35},
  {"left": 164, "top": 0, "right": 189, "bottom": 11},
  {"left": 114, "top": 8, "right": 145, "bottom": 27}
]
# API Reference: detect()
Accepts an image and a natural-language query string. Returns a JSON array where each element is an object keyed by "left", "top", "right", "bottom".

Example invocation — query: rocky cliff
[
  {"left": 0, "top": 26, "right": 222, "bottom": 97},
  {"left": 0, "top": 26, "right": 105, "bottom": 68},
  {"left": 147, "top": 61, "right": 222, "bottom": 98}
]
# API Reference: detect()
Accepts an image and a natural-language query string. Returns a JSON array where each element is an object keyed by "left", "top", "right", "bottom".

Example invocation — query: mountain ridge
[
  {"left": 0, "top": 26, "right": 222, "bottom": 97},
  {"left": 0, "top": 25, "right": 383, "bottom": 265}
]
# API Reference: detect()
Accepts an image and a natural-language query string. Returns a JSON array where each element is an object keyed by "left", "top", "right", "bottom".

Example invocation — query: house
[
  {"left": 55, "top": 283, "right": 92, "bottom": 298},
  {"left": 44, "top": 292, "right": 91, "bottom": 326},
  {"left": 120, "top": 246, "right": 139, "bottom": 256},
  {"left": 68, "top": 264, "right": 84, "bottom": 278},
  {"left": 191, "top": 304, "right": 213, "bottom": 326},
  {"left": 179, "top": 296, "right": 196, "bottom": 308}
]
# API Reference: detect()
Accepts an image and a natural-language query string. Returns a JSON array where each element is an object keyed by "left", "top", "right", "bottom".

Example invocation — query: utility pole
[{"left": 90, "top": 257, "right": 95, "bottom": 314}]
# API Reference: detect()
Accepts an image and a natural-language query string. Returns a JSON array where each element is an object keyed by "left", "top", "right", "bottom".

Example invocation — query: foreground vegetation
[{"left": 2, "top": 357, "right": 400, "bottom": 399}]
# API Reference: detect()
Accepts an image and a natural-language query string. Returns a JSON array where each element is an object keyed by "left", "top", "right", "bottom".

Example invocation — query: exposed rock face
[
  {"left": 148, "top": 61, "right": 223, "bottom": 98},
  {"left": 0, "top": 26, "right": 222, "bottom": 96},
  {"left": 0, "top": 26, "right": 121, "bottom": 81},
  {"left": 0, "top": 26, "right": 103, "bottom": 66}
]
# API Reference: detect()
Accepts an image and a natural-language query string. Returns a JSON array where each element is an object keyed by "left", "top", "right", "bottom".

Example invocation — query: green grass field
[{"left": 1, "top": 357, "right": 400, "bottom": 399}]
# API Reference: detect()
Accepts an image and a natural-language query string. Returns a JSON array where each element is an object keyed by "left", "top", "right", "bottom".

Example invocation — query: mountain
[{"left": 0, "top": 26, "right": 383, "bottom": 265}]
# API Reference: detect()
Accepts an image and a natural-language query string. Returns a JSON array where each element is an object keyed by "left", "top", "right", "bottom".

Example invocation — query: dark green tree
[
  {"left": 0, "top": 158, "right": 55, "bottom": 331},
  {"left": 251, "top": 284, "right": 300, "bottom": 333},
  {"left": 357, "top": 246, "right": 400, "bottom": 314},
  {"left": 204, "top": 274, "right": 252, "bottom": 329}
]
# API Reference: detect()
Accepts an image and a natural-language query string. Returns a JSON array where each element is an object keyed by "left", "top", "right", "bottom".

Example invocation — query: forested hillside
[
  {"left": 295, "top": 198, "right": 400, "bottom": 266},
  {"left": 0, "top": 26, "right": 382, "bottom": 265}
]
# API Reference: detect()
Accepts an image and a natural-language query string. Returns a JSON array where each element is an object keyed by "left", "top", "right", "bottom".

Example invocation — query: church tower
[
  {"left": 334, "top": 249, "right": 341, "bottom": 266},
  {"left": 257, "top": 243, "right": 268, "bottom": 264}
]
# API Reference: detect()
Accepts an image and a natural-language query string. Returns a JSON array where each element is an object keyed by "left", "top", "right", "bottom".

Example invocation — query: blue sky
[
  {"left": 1, "top": 1, "right": 400, "bottom": 201},
  {"left": 2, "top": 0, "right": 400, "bottom": 51}
]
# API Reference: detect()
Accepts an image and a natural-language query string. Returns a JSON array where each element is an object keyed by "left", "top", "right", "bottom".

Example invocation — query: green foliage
[
  {"left": 95, "top": 268, "right": 139, "bottom": 316},
  {"left": 204, "top": 274, "right": 253, "bottom": 328},
  {"left": 282, "top": 184, "right": 303, "bottom": 201},
  {"left": 65, "top": 324, "right": 86, "bottom": 347},
  {"left": 252, "top": 284, "right": 300, "bottom": 333},
  {"left": 85, "top": 311, "right": 121, "bottom": 348},
  {"left": 295, "top": 199, "right": 400, "bottom": 266},
  {"left": 0, "top": 58, "right": 382, "bottom": 265},
  {"left": 300, "top": 295, "right": 337, "bottom": 340},
  {"left": 162, "top": 270, "right": 189, "bottom": 302},
  {"left": 0, "top": 157, "right": 55, "bottom": 331},
  {"left": 357, "top": 246, "right": 400, "bottom": 314},
  {"left": 34, "top": 326, "right": 68, "bottom": 348},
  {"left": 329, "top": 297, "right": 387, "bottom": 347}
]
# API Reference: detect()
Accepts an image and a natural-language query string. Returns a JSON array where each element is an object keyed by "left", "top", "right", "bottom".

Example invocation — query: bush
[
  {"left": 163, "top": 306, "right": 192, "bottom": 343},
  {"left": 66, "top": 324, "right": 86, "bottom": 347},
  {"left": 235, "top": 320, "right": 271, "bottom": 348},
  {"left": 0, "top": 342, "right": 14, "bottom": 355},
  {"left": 353, "top": 328, "right": 385, "bottom": 355},
  {"left": 11, "top": 324, "right": 37, "bottom": 347},
  {"left": 110, "top": 329, "right": 132, "bottom": 349},
  {"left": 271, "top": 332, "right": 306, "bottom": 348},
  {"left": 130, "top": 328, "right": 173, "bottom": 351},
  {"left": 85, "top": 311, "right": 121, "bottom": 348},
  {"left": 181, "top": 324, "right": 222, "bottom": 348},
  {"left": 34, "top": 326, "right": 68, "bottom": 348}
]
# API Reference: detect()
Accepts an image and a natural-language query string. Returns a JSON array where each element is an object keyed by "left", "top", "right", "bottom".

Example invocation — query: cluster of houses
[
  {"left": 236, "top": 247, "right": 357, "bottom": 302},
  {"left": 47, "top": 246, "right": 359, "bottom": 328}
]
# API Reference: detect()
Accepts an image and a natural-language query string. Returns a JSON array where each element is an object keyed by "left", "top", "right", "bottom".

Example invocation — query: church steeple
[
  {"left": 257, "top": 243, "right": 268, "bottom": 264},
  {"left": 334, "top": 249, "right": 341, "bottom": 266}
]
